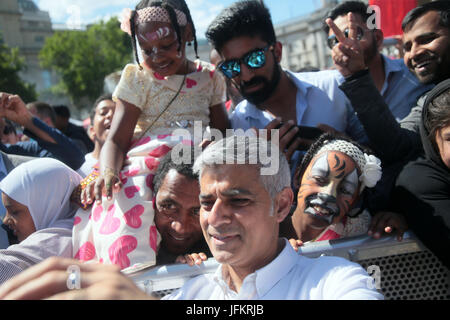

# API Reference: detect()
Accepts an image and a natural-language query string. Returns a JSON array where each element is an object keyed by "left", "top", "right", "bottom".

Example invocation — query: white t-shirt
[
  {"left": 77, "top": 153, "right": 97, "bottom": 178},
  {"left": 163, "top": 239, "right": 383, "bottom": 300}
]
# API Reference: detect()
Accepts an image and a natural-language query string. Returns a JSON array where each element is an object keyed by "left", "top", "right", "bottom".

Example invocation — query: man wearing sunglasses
[
  {"left": 205, "top": 0, "right": 349, "bottom": 166},
  {"left": 321, "top": 1, "right": 450, "bottom": 213}
]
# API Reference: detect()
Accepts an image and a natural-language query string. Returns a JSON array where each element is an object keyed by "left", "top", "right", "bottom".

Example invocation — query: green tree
[
  {"left": 0, "top": 34, "right": 37, "bottom": 103},
  {"left": 39, "top": 18, "right": 132, "bottom": 109}
]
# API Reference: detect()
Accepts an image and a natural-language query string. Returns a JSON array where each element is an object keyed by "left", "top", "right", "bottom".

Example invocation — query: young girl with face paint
[
  {"left": 279, "top": 133, "right": 407, "bottom": 248},
  {"left": 73, "top": 0, "right": 229, "bottom": 270}
]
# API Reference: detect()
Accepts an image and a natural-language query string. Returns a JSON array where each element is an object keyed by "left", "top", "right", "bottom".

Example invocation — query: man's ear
[
  {"left": 88, "top": 125, "right": 95, "bottom": 141},
  {"left": 273, "top": 41, "right": 283, "bottom": 63},
  {"left": 374, "top": 29, "right": 384, "bottom": 50},
  {"left": 274, "top": 187, "right": 294, "bottom": 223},
  {"left": 293, "top": 166, "right": 302, "bottom": 190}
]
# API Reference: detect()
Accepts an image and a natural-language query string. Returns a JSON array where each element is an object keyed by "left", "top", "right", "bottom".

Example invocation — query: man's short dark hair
[
  {"left": 27, "top": 101, "right": 56, "bottom": 126},
  {"left": 206, "top": 0, "right": 277, "bottom": 52},
  {"left": 153, "top": 147, "right": 198, "bottom": 195},
  {"left": 53, "top": 105, "right": 71, "bottom": 119},
  {"left": 90, "top": 94, "right": 113, "bottom": 123},
  {"left": 323, "top": 1, "right": 371, "bottom": 35},
  {"left": 402, "top": 0, "right": 450, "bottom": 32}
]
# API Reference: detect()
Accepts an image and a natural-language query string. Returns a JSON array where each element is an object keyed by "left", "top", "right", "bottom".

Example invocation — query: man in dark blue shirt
[{"left": 0, "top": 92, "right": 84, "bottom": 170}]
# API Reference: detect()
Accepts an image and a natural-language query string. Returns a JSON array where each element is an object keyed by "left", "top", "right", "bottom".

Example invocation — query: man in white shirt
[{"left": 0, "top": 136, "right": 383, "bottom": 300}]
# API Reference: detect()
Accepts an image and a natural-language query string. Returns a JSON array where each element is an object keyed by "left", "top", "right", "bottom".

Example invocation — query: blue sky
[{"left": 35, "top": 0, "right": 321, "bottom": 39}]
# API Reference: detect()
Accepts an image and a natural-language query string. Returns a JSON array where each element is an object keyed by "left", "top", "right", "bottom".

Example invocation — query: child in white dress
[{"left": 73, "top": 0, "right": 229, "bottom": 270}]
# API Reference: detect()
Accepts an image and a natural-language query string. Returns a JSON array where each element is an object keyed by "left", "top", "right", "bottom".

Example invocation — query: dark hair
[
  {"left": 3, "top": 119, "right": 17, "bottom": 136},
  {"left": 53, "top": 105, "right": 71, "bottom": 119},
  {"left": 90, "top": 94, "right": 113, "bottom": 123},
  {"left": 424, "top": 83, "right": 450, "bottom": 151},
  {"left": 206, "top": 0, "right": 277, "bottom": 52},
  {"left": 298, "top": 132, "right": 373, "bottom": 180},
  {"left": 402, "top": 0, "right": 450, "bottom": 32},
  {"left": 26, "top": 101, "right": 56, "bottom": 126},
  {"left": 153, "top": 146, "right": 198, "bottom": 195},
  {"left": 130, "top": 0, "right": 198, "bottom": 68},
  {"left": 323, "top": 1, "right": 371, "bottom": 35}
]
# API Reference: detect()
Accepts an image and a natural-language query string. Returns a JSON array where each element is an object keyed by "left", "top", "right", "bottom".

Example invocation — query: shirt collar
[
  {"left": 239, "top": 70, "right": 314, "bottom": 122},
  {"left": 0, "top": 155, "right": 7, "bottom": 178},
  {"left": 211, "top": 238, "right": 299, "bottom": 298}
]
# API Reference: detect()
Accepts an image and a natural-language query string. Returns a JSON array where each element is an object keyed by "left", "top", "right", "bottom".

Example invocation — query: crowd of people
[{"left": 0, "top": 0, "right": 448, "bottom": 300}]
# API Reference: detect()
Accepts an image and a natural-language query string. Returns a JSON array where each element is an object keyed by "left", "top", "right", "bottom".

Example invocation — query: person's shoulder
[
  {"left": 1, "top": 151, "right": 36, "bottom": 173},
  {"left": 293, "top": 69, "right": 341, "bottom": 86},
  {"left": 396, "top": 159, "right": 448, "bottom": 193},
  {"left": 196, "top": 59, "right": 216, "bottom": 72}
]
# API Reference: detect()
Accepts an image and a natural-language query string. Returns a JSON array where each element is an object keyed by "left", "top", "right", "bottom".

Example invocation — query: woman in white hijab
[{"left": 0, "top": 158, "right": 81, "bottom": 284}]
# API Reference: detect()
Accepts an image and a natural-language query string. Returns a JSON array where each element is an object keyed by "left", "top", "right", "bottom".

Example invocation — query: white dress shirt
[{"left": 163, "top": 239, "right": 384, "bottom": 300}]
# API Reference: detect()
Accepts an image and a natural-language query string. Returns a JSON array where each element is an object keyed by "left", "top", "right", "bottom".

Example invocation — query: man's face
[
  {"left": 435, "top": 124, "right": 450, "bottom": 169},
  {"left": 154, "top": 169, "right": 203, "bottom": 255},
  {"left": 90, "top": 100, "right": 115, "bottom": 145},
  {"left": 219, "top": 36, "right": 281, "bottom": 106},
  {"left": 329, "top": 13, "right": 380, "bottom": 65},
  {"left": 296, "top": 151, "right": 360, "bottom": 229},
  {"left": 403, "top": 11, "right": 450, "bottom": 84},
  {"left": 199, "top": 164, "right": 281, "bottom": 269}
]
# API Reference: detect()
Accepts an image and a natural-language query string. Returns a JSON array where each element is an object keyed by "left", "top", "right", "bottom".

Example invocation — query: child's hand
[
  {"left": 288, "top": 238, "right": 304, "bottom": 252},
  {"left": 175, "top": 252, "right": 208, "bottom": 266},
  {"left": 94, "top": 168, "right": 123, "bottom": 204},
  {"left": 368, "top": 211, "right": 408, "bottom": 241}
]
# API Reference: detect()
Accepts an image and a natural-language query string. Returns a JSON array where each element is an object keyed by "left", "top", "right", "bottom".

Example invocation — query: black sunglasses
[
  {"left": 327, "top": 27, "right": 365, "bottom": 49},
  {"left": 218, "top": 45, "right": 273, "bottom": 79}
]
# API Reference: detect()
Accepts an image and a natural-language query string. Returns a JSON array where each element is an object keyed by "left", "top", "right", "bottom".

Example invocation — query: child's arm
[
  {"left": 94, "top": 99, "right": 141, "bottom": 202},
  {"left": 209, "top": 103, "right": 231, "bottom": 134}
]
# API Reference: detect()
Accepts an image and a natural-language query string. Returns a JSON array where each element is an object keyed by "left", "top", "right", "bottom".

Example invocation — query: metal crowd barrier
[{"left": 127, "top": 231, "right": 450, "bottom": 300}]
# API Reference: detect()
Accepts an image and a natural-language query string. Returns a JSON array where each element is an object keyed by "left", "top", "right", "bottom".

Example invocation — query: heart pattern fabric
[{"left": 72, "top": 133, "right": 182, "bottom": 270}]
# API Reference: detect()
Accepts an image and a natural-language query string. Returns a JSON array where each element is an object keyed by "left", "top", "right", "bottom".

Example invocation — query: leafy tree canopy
[
  {"left": 0, "top": 34, "right": 37, "bottom": 103},
  {"left": 39, "top": 18, "right": 132, "bottom": 108}
]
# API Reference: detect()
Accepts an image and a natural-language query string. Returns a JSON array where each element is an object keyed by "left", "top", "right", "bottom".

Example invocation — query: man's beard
[{"left": 238, "top": 62, "right": 282, "bottom": 106}]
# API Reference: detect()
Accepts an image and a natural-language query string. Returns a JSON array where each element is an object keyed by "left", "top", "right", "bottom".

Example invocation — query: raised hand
[
  {"left": 326, "top": 13, "right": 367, "bottom": 77},
  {"left": 0, "top": 92, "right": 32, "bottom": 126}
]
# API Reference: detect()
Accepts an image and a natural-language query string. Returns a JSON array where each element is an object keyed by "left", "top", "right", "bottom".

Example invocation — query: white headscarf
[{"left": 0, "top": 158, "right": 82, "bottom": 230}]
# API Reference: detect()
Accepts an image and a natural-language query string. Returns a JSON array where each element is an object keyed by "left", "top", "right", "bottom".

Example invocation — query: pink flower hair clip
[{"left": 119, "top": 8, "right": 133, "bottom": 36}]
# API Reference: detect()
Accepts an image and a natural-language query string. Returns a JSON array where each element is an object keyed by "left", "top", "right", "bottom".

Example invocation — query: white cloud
[{"left": 36, "top": 0, "right": 225, "bottom": 37}]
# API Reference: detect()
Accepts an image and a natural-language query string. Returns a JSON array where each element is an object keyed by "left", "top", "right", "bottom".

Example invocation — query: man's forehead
[
  {"left": 330, "top": 13, "right": 366, "bottom": 32},
  {"left": 199, "top": 164, "right": 262, "bottom": 192},
  {"left": 404, "top": 11, "right": 445, "bottom": 36},
  {"left": 220, "top": 35, "right": 268, "bottom": 59}
]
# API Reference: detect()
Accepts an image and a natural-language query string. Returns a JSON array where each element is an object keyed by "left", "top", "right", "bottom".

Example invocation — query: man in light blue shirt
[
  {"left": 204, "top": 1, "right": 353, "bottom": 180},
  {"left": 297, "top": 55, "right": 431, "bottom": 145},
  {"left": 299, "top": 1, "right": 432, "bottom": 147},
  {"left": 230, "top": 70, "right": 348, "bottom": 134}
]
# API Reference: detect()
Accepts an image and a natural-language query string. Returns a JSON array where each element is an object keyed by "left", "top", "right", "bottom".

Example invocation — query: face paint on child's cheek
[{"left": 298, "top": 151, "right": 360, "bottom": 225}]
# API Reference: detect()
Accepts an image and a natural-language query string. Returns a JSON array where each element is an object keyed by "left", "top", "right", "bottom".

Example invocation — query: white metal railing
[{"left": 126, "top": 231, "right": 449, "bottom": 299}]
